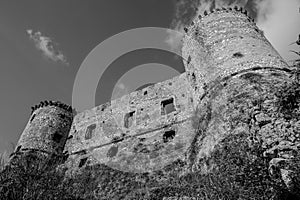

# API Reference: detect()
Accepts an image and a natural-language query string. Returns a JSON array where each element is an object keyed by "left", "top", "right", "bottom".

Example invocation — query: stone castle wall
[
  {"left": 14, "top": 7, "right": 291, "bottom": 175},
  {"left": 64, "top": 72, "right": 197, "bottom": 173}
]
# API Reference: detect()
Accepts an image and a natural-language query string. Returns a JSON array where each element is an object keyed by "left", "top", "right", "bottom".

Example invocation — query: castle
[{"left": 13, "top": 6, "right": 291, "bottom": 175}]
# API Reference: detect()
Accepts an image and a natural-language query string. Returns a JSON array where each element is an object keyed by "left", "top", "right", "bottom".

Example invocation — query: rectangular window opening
[
  {"left": 85, "top": 124, "right": 96, "bottom": 140},
  {"left": 161, "top": 98, "right": 176, "bottom": 115},
  {"left": 124, "top": 111, "right": 135, "bottom": 128},
  {"left": 78, "top": 157, "right": 88, "bottom": 168},
  {"left": 163, "top": 129, "right": 176, "bottom": 143},
  {"left": 52, "top": 132, "right": 63, "bottom": 143}
]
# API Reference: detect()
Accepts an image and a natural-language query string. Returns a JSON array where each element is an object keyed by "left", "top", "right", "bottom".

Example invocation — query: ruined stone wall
[
  {"left": 15, "top": 101, "right": 73, "bottom": 156},
  {"left": 182, "top": 7, "right": 289, "bottom": 106},
  {"left": 63, "top": 72, "right": 198, "bottom": 173}
]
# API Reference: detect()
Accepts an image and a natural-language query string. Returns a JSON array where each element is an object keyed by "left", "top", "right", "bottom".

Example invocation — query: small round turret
[{"left": 14, "top": 100, "right": 73, "bottom": 157}]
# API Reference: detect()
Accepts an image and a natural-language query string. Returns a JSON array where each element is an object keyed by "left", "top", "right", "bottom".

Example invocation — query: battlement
[{"left": 30, "top": 100, "right": 73, "bottom": 115}]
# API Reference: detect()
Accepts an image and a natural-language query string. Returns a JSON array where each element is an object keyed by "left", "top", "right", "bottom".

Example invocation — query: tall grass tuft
[{"left": 0, "top": 151, "right": 9, "bottom": 172}]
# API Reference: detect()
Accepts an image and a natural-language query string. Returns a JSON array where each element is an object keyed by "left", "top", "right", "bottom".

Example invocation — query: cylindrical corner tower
[
  {"left": 182, "top": 7, "right": 290, "bottom": 104},
  {"left": 14, "top": 100, "right": 73, "bottom": 156},
  {"left": 181, "top": 7, "right": 300, "bottom": 195}
]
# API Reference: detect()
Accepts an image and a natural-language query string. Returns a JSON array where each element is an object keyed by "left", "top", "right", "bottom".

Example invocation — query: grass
[
  {"left": 0, "top": 151, "right": 85, "bottom": 200},
  {"left": 0, "top": 151, "right": 10, "bottom": 172}
]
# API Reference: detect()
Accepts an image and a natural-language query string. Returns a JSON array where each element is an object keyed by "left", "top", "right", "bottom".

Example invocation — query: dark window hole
[
  {"left": 52, "top": 132, "right": 63, "bottom": 143},
  {"left": 191, "top": 73, "right": 196, "bottom": 81},
  {"left": 161, "top": 98, "right": 176, "bottom": 115},
  {"left": 187, "top": 56, "right": 191, "bottom": 64},
  {"left": 107, "top": 146, "right": 118, "bottom": 158},
  {"left": 85, "top": 124, "right": 96, "bottom": 140},
  {"left": 124, "top": 111, "right": 135, "bottom": 128},
  {"left": 78, "top": 157, "right": 88, "bottom": 168},
  {"left": 233, "top": 52, "right": 244, "bottom": 58},
  {"left": 163, "top": 130, "right": 176, "bottom": 143}
]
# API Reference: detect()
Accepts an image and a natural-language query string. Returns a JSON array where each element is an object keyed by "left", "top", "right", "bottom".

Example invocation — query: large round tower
[
  {"left": 181, "top": 7, "right": 300, "bottom": 196},
  {"left": 14, "top": 100, "right": 73, "bottom": 157},
  {"left": 182, "top": 7, "right": 290, "bottom": 105}
]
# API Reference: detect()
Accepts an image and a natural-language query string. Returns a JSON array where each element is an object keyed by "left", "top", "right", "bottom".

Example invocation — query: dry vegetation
[{"left": 0, "top": 151, "right": 9, "bottom": 172}]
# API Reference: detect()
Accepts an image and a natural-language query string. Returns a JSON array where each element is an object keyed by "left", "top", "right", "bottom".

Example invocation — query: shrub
[{"left": 0, "top": 152, "right": 83, "bottom": 200}]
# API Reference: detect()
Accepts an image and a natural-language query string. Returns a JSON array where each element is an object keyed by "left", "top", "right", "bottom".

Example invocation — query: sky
[{"left": 0, "top": 0, "right": 299, "bottom": 154}]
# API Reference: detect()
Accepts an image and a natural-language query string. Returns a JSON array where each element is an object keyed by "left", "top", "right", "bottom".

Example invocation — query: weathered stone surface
[{"left": 14, "top": 101, "right": 73, "bottom": 156}]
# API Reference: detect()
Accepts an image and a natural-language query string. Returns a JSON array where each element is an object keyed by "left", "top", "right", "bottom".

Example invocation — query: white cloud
[
  {"left": 26, "top": 29, "right": 69, "bottom": 65},
  {"left": 165, "top": 23, "right": 185, "bottom": 52},
  {"left": 111, "top": 82, "right": 130, "bottom": 100},
  {"left": 255, "top": 0, "right": 300, "bottom": 64},
  {"left": 117, "top": 83, "right": 126, "bottom": 90}
]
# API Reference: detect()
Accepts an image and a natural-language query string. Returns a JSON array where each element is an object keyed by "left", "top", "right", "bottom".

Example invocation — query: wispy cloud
[
  {"left": 255, "top": 0, "right": 300, "bottom": 63},
  {"left": 167, "top": 0, "right": 300, "bottom": 63},
  {"left": 26, "top": 29, "right": 69, "bottom": 65},
  {"left": 111, "top": 83, "right": 130, "bottom": 100}
]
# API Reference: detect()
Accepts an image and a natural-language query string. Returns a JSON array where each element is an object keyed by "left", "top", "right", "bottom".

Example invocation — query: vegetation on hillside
[
  {"left": 0, "top": 151, "right": 87, "bottom": 200},
  {"left": 0, "top": 151, "right": 9, "bottom": 172}
]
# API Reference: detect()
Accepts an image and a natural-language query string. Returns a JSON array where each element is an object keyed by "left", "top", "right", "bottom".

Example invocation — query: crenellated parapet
[
  {"left": 14, "top": 100, "right": 73, "bottom": 159},
  {"left": 199, "top": 6, "right": 254, "bottom": 21},
  {"left": 184, "top": 6, "right": 255, "bottom": 35},
  {"left": 30, "top": 100, "right": 73, "bottom": 115}
]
